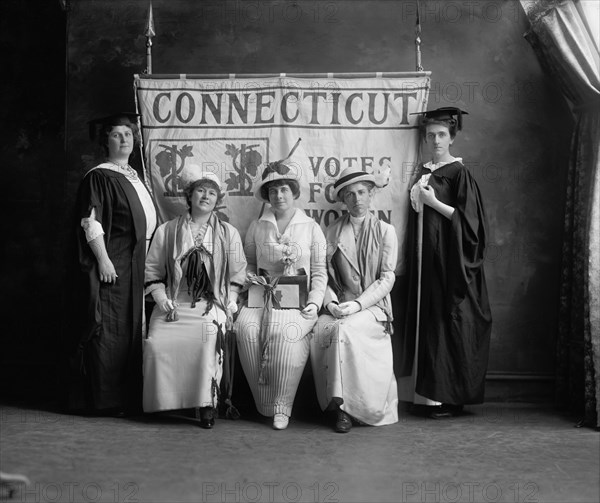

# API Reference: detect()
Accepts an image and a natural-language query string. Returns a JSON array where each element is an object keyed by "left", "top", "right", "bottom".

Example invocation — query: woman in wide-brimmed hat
[
  {"left": 235, "top": 143, "right": 327, "bottom": 430},
  {"left": 310, "top": 166, "right": 399, "bottom": 433},
  {"left": 143, "top": 166, "right": 247, "bottom": 428}
]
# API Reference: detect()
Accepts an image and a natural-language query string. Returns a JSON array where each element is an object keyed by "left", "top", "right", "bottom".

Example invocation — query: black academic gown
[
  {"left": 399, "top": 160, "right": 492, "bottom": 405},
  {"left": 66, "top": 167, "right": 147, "bottom": 413}
]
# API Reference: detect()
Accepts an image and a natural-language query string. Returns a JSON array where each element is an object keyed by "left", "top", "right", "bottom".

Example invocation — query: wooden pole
[{"left": 412, "top": 208, "right": 424, "bottom": 398}]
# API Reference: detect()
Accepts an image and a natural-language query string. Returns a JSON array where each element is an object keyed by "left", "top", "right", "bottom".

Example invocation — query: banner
[{"left": 134, "top": 74, "right": 430, "bottom": 273}]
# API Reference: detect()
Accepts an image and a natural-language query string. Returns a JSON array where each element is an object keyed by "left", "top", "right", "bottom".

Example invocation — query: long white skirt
[
  {"left": 310, "top": 310, "right": 398, "bottom": 426},
  {"left": 143, "top": 294, "right": 225, "bottom": 413},
  {"left": 235, "top": 306, "right": 316, "bottom": 417}
]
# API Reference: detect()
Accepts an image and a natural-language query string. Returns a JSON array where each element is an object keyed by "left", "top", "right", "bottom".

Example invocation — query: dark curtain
[{"left": 520, "top": 0, "right": 600, "bottom": 427}]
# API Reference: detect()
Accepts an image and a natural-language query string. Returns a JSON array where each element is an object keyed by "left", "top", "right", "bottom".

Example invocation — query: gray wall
[{"left": 1, "top": 0, "right": 573, "bottom": 402}]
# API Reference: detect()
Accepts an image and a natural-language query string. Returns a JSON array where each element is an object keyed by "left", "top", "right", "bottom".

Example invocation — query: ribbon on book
[{"left": 246, "top": 273, "right": 282, "bottom": 385}]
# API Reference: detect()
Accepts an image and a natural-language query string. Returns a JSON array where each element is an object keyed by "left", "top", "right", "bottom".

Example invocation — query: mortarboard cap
[
  {"left": 88, "top": 112, "right": 140, "bottom": 141},
  {"left": 410, "top": 107, "right": 468, "bottom": 131}
]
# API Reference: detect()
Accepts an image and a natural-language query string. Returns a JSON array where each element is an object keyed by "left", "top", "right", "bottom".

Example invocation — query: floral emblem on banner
[
  {"left": 155, "top": 144, "right": 194, "bottom": 196},
  {"left": 224, "top": 143, "right": 263, "bottom": 196}
]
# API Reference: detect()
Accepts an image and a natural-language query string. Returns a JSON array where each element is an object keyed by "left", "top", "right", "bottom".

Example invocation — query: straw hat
[
  {"left": 254, "top": 139, "right": 303, "bottom": 202},
  {"left": 180, "top": 163, "right": 223, "bottom": 192},
  {"left": 332, "top": 166, "right": 377, "bottom": 202}
]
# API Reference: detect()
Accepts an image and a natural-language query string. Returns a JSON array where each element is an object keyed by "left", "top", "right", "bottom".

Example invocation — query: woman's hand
[
  {"left": 151, "top": 288, "right": 176, "bottom": 313},
  {"left": 301, "top": 303, "right": 318, "bottom": 319},
  {"left": 419, "top": 185, "right": 438, "bottom": 207},
  {"left": 88, "top": 236, "right": 117, "bottom": 283},
  {"left": 328, "top": 302, "right": 344, "bottom": 319},
  {"left": 227, "top": 299, "right": 239, "bottom": 314},
  {"left": 419, "top": 185, "right": 456, "bottom": 220},
  {"left": 161, "top": 299, "right": 177, "bottom": 313},
  {"left": 337, "top": 301, "right": 361, "bottom": 317},
  {"left": 98, "top": 258, "right": 118, "bottom": 284}
]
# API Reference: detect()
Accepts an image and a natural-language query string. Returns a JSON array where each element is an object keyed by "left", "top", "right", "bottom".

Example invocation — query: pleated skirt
[
  {"left": 310, "top": 310, "right": 399, "bottom": 426},
  {"left": 143, "top": 294, "right": 225, "bottom": 413},
  {"left": 235, "top": 306, "right": 316, "bottom": 416}
]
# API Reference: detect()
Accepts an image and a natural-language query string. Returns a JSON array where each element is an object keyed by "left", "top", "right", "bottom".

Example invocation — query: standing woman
[
  {"left": 68, "top": 113, "right": 157, "bottom": 415},
  {"left": 310, "top": 167, "right": 399, "bottom": 433},
  {"left": 143, "top": 168, "right": 246, "bottom": 428},
  {"left": 398, "top": 107, "right": 492, "bottom": 418},
  {"left": 235, "top": 157, "right": 327, "bottom": 430}
]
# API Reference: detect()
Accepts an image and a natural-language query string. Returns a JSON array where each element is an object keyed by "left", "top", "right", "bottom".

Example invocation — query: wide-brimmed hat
[
  {"left": 333, "top": 167, "right": 377, "bottom": 202},
  {"left": 254, "top": 139, "right": 303, "bottom": 202},
  {"left": 180, "top": 164, "right": 223, "bottom": 192}
]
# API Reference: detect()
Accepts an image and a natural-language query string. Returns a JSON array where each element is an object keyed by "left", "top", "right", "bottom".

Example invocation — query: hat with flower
[{"left": 254, "top": 139, "right": 303, "bottom": 202}]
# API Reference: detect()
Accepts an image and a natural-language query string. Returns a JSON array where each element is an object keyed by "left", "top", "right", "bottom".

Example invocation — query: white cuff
[
  {"left": 151, "top": 287, "right": 168, "bottom": 305},
  {"left": 81, "top": 208, "right": 105, "bottom": 242}
]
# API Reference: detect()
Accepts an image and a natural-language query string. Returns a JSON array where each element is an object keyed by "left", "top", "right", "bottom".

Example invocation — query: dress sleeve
[
  {"left": 307, "top": 222, "right": 328, "bottom": 308},
  {"left": 226, "top": 225, "right": 247, "bottom": 289},
  {"left": 447, "top": 165, "right": 488, "bottom": 306},
  {"left": 145, "top": 223, "right": 168, "bottom": 296},
  {"left": 78, "top": 171, "right": 106, "bottom": 220},
  {"left": 77, "top": 170, "right": 114, "bottom": 246},
  {"left": 80, "top": 207, "right": 105, "bottom": 242},
  {"left": 244, "top": 220, "right": 259, "bottom": 275},
  {"left": 354, "top": 224, "right": 398, "bottom": 309}
]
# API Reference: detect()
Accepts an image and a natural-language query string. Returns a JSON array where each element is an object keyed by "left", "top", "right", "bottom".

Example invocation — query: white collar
[
  {"left": 349, "top": 214, "right": 366, "bottom": 225},
  {"left": 424, "top": 157, "right": 463, "bottom": 172},
  {"left": 90, "top": 162, "right": 139, "bottom": 180},
  {"left": 259, "top": 207, "right": 313, "bottom": 227}
]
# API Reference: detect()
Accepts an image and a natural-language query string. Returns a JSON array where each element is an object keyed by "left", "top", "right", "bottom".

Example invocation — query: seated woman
[
  {"left": 143, "top": 167, "right": 247, "bottom": 428},
  {"left": 235, "top": 153, "right": 327, "bottom": 430},
  {"left": 310, "top": 166, "right": 399, "bottom": 433}
]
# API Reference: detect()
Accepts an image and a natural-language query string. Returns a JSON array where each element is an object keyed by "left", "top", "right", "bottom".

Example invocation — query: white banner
[{"left": 134, "top": 74, "right": 430, "bottom": 273}]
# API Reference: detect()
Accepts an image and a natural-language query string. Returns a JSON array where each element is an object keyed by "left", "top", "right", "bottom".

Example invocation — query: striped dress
[{"left": 235, "top": 208, "right": 327, "bottom": 417}]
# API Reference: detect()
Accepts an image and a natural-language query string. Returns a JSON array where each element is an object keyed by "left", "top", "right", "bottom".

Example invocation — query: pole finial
[
  {"left": 145, "top": 2, "right": 156, "bottom": 38},
  {"left": 415, "top": 0, "right": 423, "bottom": 72},
  {"left": 144, "top": 2, "right": 155, "bottom": 74}
]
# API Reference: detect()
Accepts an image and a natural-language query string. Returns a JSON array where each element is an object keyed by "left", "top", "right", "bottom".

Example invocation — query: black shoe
[
  {"left": 199, "top": 407, "right": 215, "bottom": 429},
  {"left": 429, "top": 404, "right": 463, "bottom": 419},
  {"left": 335, "top": 410, "right": 352, "bottom": 433}
]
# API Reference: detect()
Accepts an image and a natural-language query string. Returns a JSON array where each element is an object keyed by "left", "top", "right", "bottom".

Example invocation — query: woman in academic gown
[
  {"left": 310, "top": 166, "right": 399, "bottom": 433},
  {"left": 67, "top": 113, "right": 157, "bottom": 415},
  {"left": 235, "top": 153, "right": 327, "bottom": 430},
  {"left": 398, "top": 107, "right": 492, "bottom": 418}
]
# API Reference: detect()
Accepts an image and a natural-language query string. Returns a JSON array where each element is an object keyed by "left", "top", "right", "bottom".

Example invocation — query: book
[{"left": 248, "top": 275, "right": 308, "bottom": 309}]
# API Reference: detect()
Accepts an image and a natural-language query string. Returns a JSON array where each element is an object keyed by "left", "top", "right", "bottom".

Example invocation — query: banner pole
[
  {"left": 134, "top": 71, "right": 431, "bottom": 80},
  {"left": 412, "top": 208, "right": 424, "bottom": 398},
  {"left": 144, "top": 2, "right": 155, "bottom": 75}
]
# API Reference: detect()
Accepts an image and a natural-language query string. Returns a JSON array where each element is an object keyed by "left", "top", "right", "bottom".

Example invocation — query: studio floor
[{"left": 1, "top": 401, "right": 598, "bottom": 503}]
